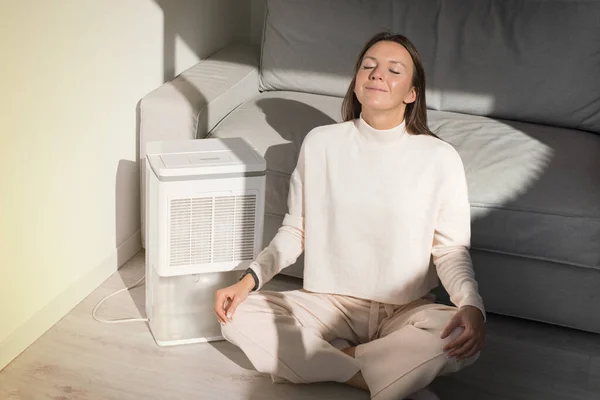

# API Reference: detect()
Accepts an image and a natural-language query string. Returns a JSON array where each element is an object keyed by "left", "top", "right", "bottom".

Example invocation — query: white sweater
[{"left": 249, "top": 116, "right": 486, "bottom": 318}]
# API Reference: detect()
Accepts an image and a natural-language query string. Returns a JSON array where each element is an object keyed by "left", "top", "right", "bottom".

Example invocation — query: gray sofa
[{"left": 139, "top": 0, "right": 600, "bottom": 334}]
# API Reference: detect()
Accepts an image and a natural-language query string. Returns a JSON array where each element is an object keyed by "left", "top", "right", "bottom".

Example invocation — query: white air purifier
[{"left": 144, "top": 137, "right": 266, "bottom": 346}]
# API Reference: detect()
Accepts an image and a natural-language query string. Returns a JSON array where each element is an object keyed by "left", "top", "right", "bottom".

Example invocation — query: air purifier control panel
[
  {"left": 146, "top": 137, "right": 266, "bottom": 179},
  {"left": 160, "top": 152, "right": 235, "bottom": 168}
]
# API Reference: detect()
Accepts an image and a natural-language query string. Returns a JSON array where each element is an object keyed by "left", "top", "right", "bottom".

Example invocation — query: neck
[
  {"left": 361, "top": 107, "right": 407, "bottom": 130},
  {"left": 355, "top": 113, "right": 407, "bottom": 144}
]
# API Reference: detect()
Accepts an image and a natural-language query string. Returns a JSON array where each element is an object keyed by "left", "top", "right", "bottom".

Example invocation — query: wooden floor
[{"left": 1, "top": 250, "right": 599, "bottom": 400}]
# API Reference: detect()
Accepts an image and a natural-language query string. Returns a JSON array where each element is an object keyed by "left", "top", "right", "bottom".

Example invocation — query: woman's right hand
[{"left": 214, "top": 274, "right": 255, "bottom": 324}]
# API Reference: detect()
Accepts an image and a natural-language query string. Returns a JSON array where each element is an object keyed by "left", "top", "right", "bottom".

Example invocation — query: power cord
[{"left": 92, "top": 275, "right": 149, "bottom": 323}]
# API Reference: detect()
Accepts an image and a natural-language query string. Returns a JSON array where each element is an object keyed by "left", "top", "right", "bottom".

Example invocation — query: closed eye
[{"left": 362, "top": 65, "right": 401, "bottom": 75}]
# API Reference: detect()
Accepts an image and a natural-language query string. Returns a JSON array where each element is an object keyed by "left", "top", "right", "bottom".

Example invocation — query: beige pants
[{"left": 221, "top": 289, "right": 479, "bottom": 400}]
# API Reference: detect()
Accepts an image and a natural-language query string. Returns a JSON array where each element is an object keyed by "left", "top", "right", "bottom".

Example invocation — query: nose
[{"left": 369, "top": 66, "right": 384, "bottom": 80}]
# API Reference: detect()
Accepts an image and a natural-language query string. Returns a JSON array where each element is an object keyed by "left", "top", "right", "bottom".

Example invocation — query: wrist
[
  {"left": 462, "top": 305, "right": 484, "bottom": 320},
  {"left": 239, "top": 273, "right": 257, "bottom": 293}
]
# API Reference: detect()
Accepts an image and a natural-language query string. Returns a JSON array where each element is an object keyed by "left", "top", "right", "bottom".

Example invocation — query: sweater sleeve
[
  {"left": 432, "top": 150, "right": 486, "bottom": 321},
  {"left": 248, "top": 142, "right": 306, "bottom": 290}
]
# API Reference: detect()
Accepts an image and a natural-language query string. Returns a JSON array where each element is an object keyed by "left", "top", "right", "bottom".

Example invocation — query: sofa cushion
[
  {"left": 429, "top": 111, "right": 600, "bottom": 270},
  {"left": 208, "top": 91, "right": 600, "bottom": 270},
  {"left": 435, "top": 0, "right": 600, "bottom": 134},
  {"left": 259, "top": 0, "right": 600, "bottom": 134},
  {"left": 207, "top": 91, "right": 343, "bottom": 216}
]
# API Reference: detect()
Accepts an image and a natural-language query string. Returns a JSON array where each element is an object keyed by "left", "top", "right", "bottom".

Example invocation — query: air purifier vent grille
[{"left": 168, "top": 194, "right": 257, "bottom": 267}]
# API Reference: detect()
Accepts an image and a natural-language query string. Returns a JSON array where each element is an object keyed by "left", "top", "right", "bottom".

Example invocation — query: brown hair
[{"left": 341, "top": 32, "right": 437, "bottom": 137}]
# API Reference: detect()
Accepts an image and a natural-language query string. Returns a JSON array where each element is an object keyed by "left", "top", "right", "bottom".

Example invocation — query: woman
[{"left": 214, "top": 32, "right": 486, "bottom": 400}]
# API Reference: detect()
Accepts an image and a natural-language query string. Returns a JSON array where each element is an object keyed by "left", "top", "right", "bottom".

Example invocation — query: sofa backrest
[{"left": 258, "top": 0, "right": 600, "bottom": 134}]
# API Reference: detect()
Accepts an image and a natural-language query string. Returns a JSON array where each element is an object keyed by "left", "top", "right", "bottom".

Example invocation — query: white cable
[{"left": 92, "top": 275, "right": 149, "bottom": 323}]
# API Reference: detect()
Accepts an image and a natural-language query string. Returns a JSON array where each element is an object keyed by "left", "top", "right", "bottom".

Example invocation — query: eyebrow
[{"left": 363, "top": 56, "right": 406, "bottom": 68}]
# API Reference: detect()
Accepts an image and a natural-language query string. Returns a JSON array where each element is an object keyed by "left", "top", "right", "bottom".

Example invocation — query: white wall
[{"left": 0, "top": 0, "right": 251, "bottom": 371}]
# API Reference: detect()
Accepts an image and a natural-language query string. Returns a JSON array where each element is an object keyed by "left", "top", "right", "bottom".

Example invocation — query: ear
[{"left": 404, "top": 87, "right": 417, "bottom": 104}]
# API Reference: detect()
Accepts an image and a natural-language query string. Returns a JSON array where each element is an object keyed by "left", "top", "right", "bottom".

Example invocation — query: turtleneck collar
[{"left": 354, "top": 113, "right": 408, "bottom": 144}]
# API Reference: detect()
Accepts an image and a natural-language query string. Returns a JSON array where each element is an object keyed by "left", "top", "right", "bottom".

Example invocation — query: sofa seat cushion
[
  {"left": 429, "top": 111, "right": 600, "bottom": 270},
  {"left": 207, "top": 90, "right": 343, "bottom": 217},
  {"left": 208, "top": 91, "right": 600, "bottom": 270}
]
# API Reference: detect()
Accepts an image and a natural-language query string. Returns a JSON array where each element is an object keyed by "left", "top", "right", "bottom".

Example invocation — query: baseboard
[
  {"left": 117, "top": 229, "right": 142, "bottom": 268},
  {"left": 0, "top": 230, "right": 142, "bottom": 372}
]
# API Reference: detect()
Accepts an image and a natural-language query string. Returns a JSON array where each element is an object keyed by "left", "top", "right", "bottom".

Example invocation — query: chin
[
  {"left": 360, "top": 102, "right": 393, "bottom": 112},
  {"left": 356, "top": 95, "right": 389, "bottom": 108}
]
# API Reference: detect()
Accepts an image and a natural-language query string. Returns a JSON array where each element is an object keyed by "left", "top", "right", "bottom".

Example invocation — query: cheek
[
  {"left": 354, "top": 72, "right": 368, "bottom": 90},
  {"left": 388, "top": 77, "right": 405, "bottom": 90},
  {"left": 389, "top": 78, "right": 411, "bottom": 95}
]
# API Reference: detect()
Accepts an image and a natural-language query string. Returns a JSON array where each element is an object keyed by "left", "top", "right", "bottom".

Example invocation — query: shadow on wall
[
  {"left": 115, "top": 159, "right": 146, "bottom": 321},
  {"left": 115, "top": 159, "right": 140, "bottom": 264},
  {"left": 153, "top": 0, "right": 249, "bottom": 81}
]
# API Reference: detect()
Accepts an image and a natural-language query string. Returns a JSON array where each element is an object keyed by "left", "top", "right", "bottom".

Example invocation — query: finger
[
  {"left": 440, "top": 315, "right": 461, "bottom": 339},
  {"left": 214, "top": 292, "right": 231, "bottom": 323},
  {"left": 224, "top": 296, "right": 242, "bottom": 320},
  {"left": 458, "top": 342, "right": 482, "bottom": 360},
  {"left": 443, "top": 327, "right": 469, "bottom": 352},
  {"left": 449, "top": 338, "right": 476, "bottom": 358}
]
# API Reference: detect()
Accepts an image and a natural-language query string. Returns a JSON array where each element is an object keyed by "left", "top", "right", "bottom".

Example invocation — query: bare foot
[
  {"left": 341, "top": 346, "right": 356, "bottom": 357},
  {"left": 340, "top": 346, "right": 369, "bottom": 391}
]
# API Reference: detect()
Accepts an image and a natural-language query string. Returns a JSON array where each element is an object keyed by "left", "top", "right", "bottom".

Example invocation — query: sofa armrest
[
  {"left": 139, "top": 43, "right": 259, "bottom": 247},
  {"left": 139, "top": 43, "right": 260, "bottom": 160}
]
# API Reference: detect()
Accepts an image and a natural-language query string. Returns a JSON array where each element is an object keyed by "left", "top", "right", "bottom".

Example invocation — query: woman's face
[{"left": 354, "top": 40, "right": 416, "bottom": 113}]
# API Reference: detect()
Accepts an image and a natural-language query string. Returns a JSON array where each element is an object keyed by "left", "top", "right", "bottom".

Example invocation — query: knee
[
  {"left": 220, "top": 319, "right": 239, "bottom": 346},
  {"left": 440, "top": 348, "right": 480, "bottom": 376},
  {"left": 428, "top": 311, "right": 481, "bottom": 375},
  {"left": 410, "top": 307, "right": 457, "bottom": 338},
  {"left": 410, "top": 308, "right": 472, "bottom": 353},
  {"left": 220, "top": 300, "right": 255, "bottom": 343}
]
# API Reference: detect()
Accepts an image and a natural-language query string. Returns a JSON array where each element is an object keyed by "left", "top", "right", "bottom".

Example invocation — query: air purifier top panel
[{"left": 146, "top": 138, "right": 266, "bottom": 179}]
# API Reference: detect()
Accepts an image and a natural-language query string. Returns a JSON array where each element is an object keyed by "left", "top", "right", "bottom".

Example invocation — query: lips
[{"left": 365, "top": 87, "right": 386, "bottom": 92}]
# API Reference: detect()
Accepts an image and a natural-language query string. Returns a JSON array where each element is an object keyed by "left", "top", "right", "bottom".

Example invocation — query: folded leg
[
  {"left": 221, "top": 290, "right": 362, "bottom": 384},
  {"left": 355, "top": 303, "right": 480, "bottom": 400}
]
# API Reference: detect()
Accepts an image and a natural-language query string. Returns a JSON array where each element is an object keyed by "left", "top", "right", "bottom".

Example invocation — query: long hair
[{"left": 341, "top": 32, "right": 437, "bottom": 137}]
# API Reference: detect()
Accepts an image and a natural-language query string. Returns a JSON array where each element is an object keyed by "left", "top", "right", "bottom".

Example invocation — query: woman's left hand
[{"left": 440, "top": 305, "right": 485, "bottom": 360}]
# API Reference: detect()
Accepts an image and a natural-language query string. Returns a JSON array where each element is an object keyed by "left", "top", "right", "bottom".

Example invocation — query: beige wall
[{"left": 0, "top": 0, "right": 251, "bottom": 371}]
